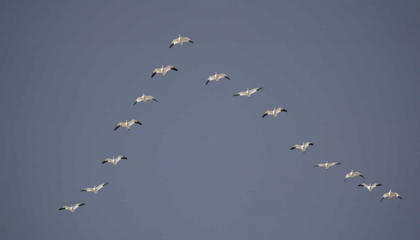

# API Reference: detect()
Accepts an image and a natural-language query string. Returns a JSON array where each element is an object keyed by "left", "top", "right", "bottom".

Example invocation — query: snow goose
[
  {"left": 134, "top": 93, "right": 157, "bottom": 105},
  {"left": 380, "top": 190, "right": 402, "bottom": 201},
  {"left": 233, "top": 87, "right": 263, "bottom": 98},
  {"left": 59, "top": 203, "right": 85, "bottom": 213},
  {"left": 290, "top": 142, "right": 314, "bottom": 153},
  {"left": 102, "top": 156, "right": 127, "bottom": 166},
  {"left": 151, "top": 65, "right": 178, "bottom": 78},
  {"left": 262, "top": 107, "right": 287, "bottom": 118},
  {"left": 170, "top": 35, "right": 194, "bottom": 48},
  {"left": 358, "top": 183, "right": 382, "bottom": 192},
  {"left": 314, "top": 161, "right": 341, "bottom": 170},
  {"left": 114, "top": 119, "right": 142, "bottom": 131},
  {"left": 344, "top": 170, "right": 364, "bottom": 182},
  {"left": 206, "top": 72, "right": 230, "bottom": 85},
  {"left": 81, "top": 182, "right": 109, "bottom": 194}
]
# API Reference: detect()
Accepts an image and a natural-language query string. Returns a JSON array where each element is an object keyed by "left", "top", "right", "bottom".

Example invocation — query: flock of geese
[{"left": 59, "top": 34, "right": 402, "bottom": 213}]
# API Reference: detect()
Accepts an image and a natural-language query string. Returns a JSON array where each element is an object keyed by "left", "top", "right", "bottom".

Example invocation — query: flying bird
[
  {"left": 134, "top": 93, "right": 157, "bottom": 105},
  {"left": 262, "top": 107, "right": 287, "bottom": 118},
  {"left": 151, "top": 65, "right": 178, "bottom": 78},
  {"left": 233, "top": 87, "right": 263, "bottom": 98},
  {"left": 314, "top": 161, "right": 341, "bottom": 170},
  {"left": 290, "top": 142, "right": 314, "bottom": 153},
  {"left": 380, "top": 190, "right": 402, "bottom": 201},
  {"left": 170, "top": 35, "right": 194, "bottom": 48},
  {"left": 114, "top": 119, "right": 142, "bottom": 131},
  {"left": 102, "top": 156, "right": 127, "bottom": 166},
  {"left": 206, "top": 72, "right": 230, "bottom": 85},
  {"left": 59, "top": 203, "right": 85, "bottom": 213},
  {"left": 344, "top": 170, "right": 364, "bottom": 182},
  {"left": 358, "top": 183, "right": 382, "bottom": 192},
  {"left": 81, "top": 182, "right": 109, "bottom": 194}
]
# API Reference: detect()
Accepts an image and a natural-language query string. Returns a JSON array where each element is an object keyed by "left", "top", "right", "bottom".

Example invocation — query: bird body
[
  {"left": 170, "top": 35, "right": 194, "bottom": 48},
  {"left": 314, "top": 161, "right": 341, "bottom": 170},
  {"left": 381, "top": 190, "right": 402, "bottom": 201},
  {"left": 102, "top": 156, "right": 127, "bottom": 166},
  {"left": 59, "top": 203, "right": 85, "bottom": 213},
  {"left": 262, "top": 107, "right": 287, "bottom": 118},
  {"left": 290, "top": 142, "right": 314, "bottom": 153},
  {"left": 134, "top": 93, "right": 157, "bottom": 105},
  {"left": 233, "top": 87, "right": 263, "bottom": 98},
  {"left": 151, "top": 65, "right": 178, "bottom": 78},
  {"left": 344, "top": 170, "right": 364, "bottom": 182},
  {"left": 206, "top": 72, "right": 230, "bottom": 85},
  {"left": 81, "top": 182, "right": 109, "bottom": 194},
  {"left": 358, "top": 183, "right": 382, "bottom": 192},
  {"left": 114, "top": 119, "right": 142, "bottom": 131}
]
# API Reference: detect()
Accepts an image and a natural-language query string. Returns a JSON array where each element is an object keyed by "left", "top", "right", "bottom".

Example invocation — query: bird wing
[
  {"left": 129, "top": 119, "right": 142, "bottom": 126},
  {"left": 164, "top": 65, "right": 178, "bottom": 72},
  {"left": 59, "top": 206, "right": 70, "bottom": 210},
  {"left": 151, "top": 68, "right": 161, "bottom": 77},
  {"left": 218, "top": 73, "right": 230, "bottom": 80},
  {"left": 262, "top": 110, "right": 273, "bottom": 118},
  {"left": 74, "top": 203, "right": 85, "bottom": 210},
  {"left": 249, "top": 87, "right": 262, "bottom": 94},
  {"left": 134, "top": 96, "right": 143, "bottom": 104},
  {"left": 314, "top": 163, "right": 326, "bottom": 168},
  {"left": 358, "top": 183, "right": 368, "bottom": 189},
  {"left": 102, "top": 158, "right": 112, "bottom": 164},
  {"left": 372, "top": 183, "right": 382, "bottom": 189},
  {"left": 236, "top": 91, "right": 248, "bottom": 96},
  {"left": 304, "top": 142, "right": 314, "bottom": 148},
  {"left": 291, "top": 144, "right": 302, "bottom": 150},
  {"left": 114, "top": 122, "right": 124, "bottom": 131},
  {"left": 97, "top": 182, "right": 108, "bottom": 190},
  {"left": 276, "top": 107, "right": 287, "bottom": 113},
  {"left": 328, "top": 162, "right": 341, "bottom": 167},
  {"left": 180, "top": 37, "right": 193, "bottom": 43},
  {"left": 81, "top": 188, "right": 94, "bottom": 192},
  {"left": 170, "top": 38, "right": 180, "bottom": 48},
  {"left": 116, "top": 156, "right": 127, "bottom": 161}
]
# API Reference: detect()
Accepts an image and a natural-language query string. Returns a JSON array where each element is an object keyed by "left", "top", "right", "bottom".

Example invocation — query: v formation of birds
[{"left": 59, "top": 34, "right": 402, "bottom": 213}]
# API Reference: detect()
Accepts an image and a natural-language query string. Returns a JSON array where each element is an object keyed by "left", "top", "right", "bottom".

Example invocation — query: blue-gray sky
[{"left": 1, "top": 0, "right": 419, "bottom": 239}]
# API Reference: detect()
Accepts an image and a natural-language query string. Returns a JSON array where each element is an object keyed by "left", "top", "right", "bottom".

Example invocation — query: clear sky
[{"left": 1, "top": 0, "right": 419, "bottom": 239}]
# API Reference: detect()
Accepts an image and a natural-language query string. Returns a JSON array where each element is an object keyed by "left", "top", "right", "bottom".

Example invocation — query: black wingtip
[
  {"left": 377, "top": 184, "right": 382, "bottom": 186},
  {"left": 225, "top": 76, "right": 230, "bottom": 80},
  {"left": 104, "top": 182, "right": 109, "bottom": 186},
  {"left": 133, "top": 102, "right": 137, "bottom": 105},
  {"left": 380, "top": 198, "right": 384, "bottom": 202},
  {"left": 398, "top": 196, "right": 402, "bottom": 200},
  {"left": 233, "top": 94, "right": 239, "bottom": 97},
  {"left": 151, "top": 73, "right": 156, "bottom": 78},
  {"left": 121, "top": 157, "right": 127, "bottom": 159},
  {"left": 172, "top": 67, "right": 178, "bottom": 71},
  {"left": 290, "top": 147, "right": 295, "bottom": 150},
  {"left": 59, "top": 208, "right": 65, "bottom": 210},
  {"left": 358, "top": 184, "right": 363, "bottom": 187},
  {"left": 80, "top": 190, "right": 86, "bottom": 192},
  {"left": 360, "top": 175, "right": 365, "bottom": 178},
  {"left": 206, "top": 80, "right": 210, "bottom": 85},
  {"left": 189, "top": 40, "right": 194, "bottom": 44},
  {"left": 102, "top": 161, "right": 107, "bottom": 164},
  {"left": 153, "top": 99, "right": 158, "bottom": 102},
  {"left": 169, "top": 44, "right": 174, "bottom": 48},
  {"left": 282, "top": 109, "right": 287, "bottom": 112},
  {"left": 79, "top": 203, "right": 85, "bottom": 206},
  {"left": 262, "top": 114, "right": 267, "bottom": 118}
]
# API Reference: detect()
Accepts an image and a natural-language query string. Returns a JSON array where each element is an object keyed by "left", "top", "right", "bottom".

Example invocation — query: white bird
[
  {"left": 290, "top": 142, "right": 314, "bottom": 153},
  {"left": 169, "top": 35, "right": 194, "bottom": 48},
  {"left": 206, "top": 72, "right": 230, "bottom": 85},
  {"left": 344, "top": 170, "right": 365, "bottom": 182},
  {"left": 380, "top": 189, "right": 402, "bottom": 201},
  {"left": 233, "top": 87, "right": 263, "bottom": 98},
  {"left": 151, "top": 65, "right": 178, "bottom": 78},
  {"left": 81, "top": 182, "right": 109, "bottom": 194},
  {"left": 114, "top": 119, "right": 142, "bottom": 131},
  {"left": 134, "top": 93, "right": 157, "bottom": 105},
  {"left": 314, "top": 161, "right": 341, "bottom": 170},
  {"left": 59, "top": 203, "right": 85, "bottom": 213},
  {"left": 262, "top": 107, "right": 287, "bottom": 118},
  {"left": 358, "top": 183, "right": 382, "bottom": 192},
  {"left": 102, "top": 156, "right": 127, "bottom": 166}
]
